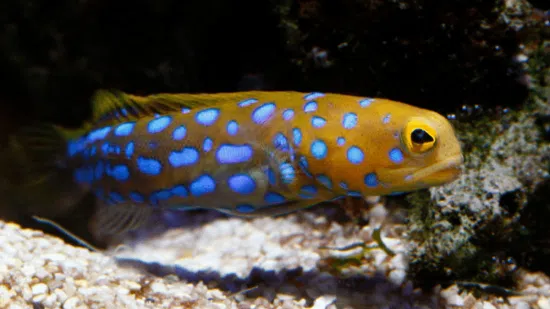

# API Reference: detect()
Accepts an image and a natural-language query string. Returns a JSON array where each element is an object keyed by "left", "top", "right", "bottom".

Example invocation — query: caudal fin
[{"left": 3, "top": 124, "right": 87, "bottom": 217}]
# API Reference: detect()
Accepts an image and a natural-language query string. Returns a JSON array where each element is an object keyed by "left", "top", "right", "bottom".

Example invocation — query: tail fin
[{"left": 2, "top": 123, "right": 87, "bottom": 217}]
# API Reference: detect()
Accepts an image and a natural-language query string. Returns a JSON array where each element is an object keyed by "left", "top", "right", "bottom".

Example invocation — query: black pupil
[{"left": 411, "top": 129, "right": 434, "bottom": 144}]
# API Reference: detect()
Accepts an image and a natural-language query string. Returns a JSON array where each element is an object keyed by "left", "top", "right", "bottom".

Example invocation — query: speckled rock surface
[
  {"left": 402, "top": 75, "right": 550, "bottom": 283},
  {"left": 0, "top": 199, "right": 443, "bottom": 309},
  {"left": 1, "top": 197, "right": 550, "bottom": 309},
  {"left": 0, "top": 221, "right": 240, "bottom": 309},
  {"left": 431, "top": 105, "right": 549, "bottom": 215}
]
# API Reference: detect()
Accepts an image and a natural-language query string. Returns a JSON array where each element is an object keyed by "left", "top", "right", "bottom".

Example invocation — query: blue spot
[
  {"left": 110, "top": 165, "right": 130, "bottom": 181},
  {"left": 129, "top": 192, "right": 144, "bottom": 203},
  {"left": 266, "top": 168, "right": 276, "bottom": 185},
  {"left": 251, "top": 103, "right": 276, "bottom": 124},
  {"left": 279, "top": 162, "right": 295, "bottom": 184},
  {"left": 216, "top": 144, "right": 253, "bottom": 164},
  {"left": 359, "top": 98, "right": 374, "bottom": 108},
  {"left": 86, "top": 167, "right": 95, "bottom": 183},
  {"left": 347, "top": 146, "right": 364, "bottom": 164},
  {"left": 304, "top": 92, "right": 325, "bottom": 101},
  {"left": 82, "top": 147, "right": 93, "bottom": 159},
  {"left": 101, "top": 143, "right": 120, "bottom": 155},
  {"left": 311, "top": 116, "right": 327, "bottom": 128},
  {"left": 304, "top": 101, "right": 318, "bottom": 113},
  {"left": 299, "top": 185, "right": 317, "bottom": 198},
  {"left": 340, "top": 182, "right": 348, "bottom": 190},
  {"left": 273, "top": 133, "right": 289, "bottom": 151},
  {"left": 171, "top": 185, "right": 188, "bottom": 197},
  {"left": 189, "top": 175, "right": 216, "bottom": 196},
  {"left": 89, "top": 145, "right": 97, "bottom": 156},
  {"left": 298, "top": 156, "right": 312, "bottom": 177},
  {"left": 87, "top": 127, "right": 111, "bottom": 143},
  {"left": 169, "top": 147, "right": 200, "bottom": 167},
  {"left": 337, "top": 137, "right": 346, "bottom": 146},
  {"left": 114, "top": 122, "right": 135, "bottom": 136},
  {"left": 137, "top": 157, "right": 163, "bottom": 175},
  {"left": 228, "top": 174, "right": 256, "bottom": 195},
  {"left": 125, "top": 142, "right": 135, "bottom": 159},
  {"left": 282, "top": 109, "right": 294, "bottom": 121},
  {"left": 148, "top": 142, "right": 158, "bottom": 150},
  {"left": 382, "top": 114, "right": 391, "bottom": 124},
  {"left": 227, "top": 120, "right": 239, "bottom": 136},
  {"left": 236, "top": 204, "right": 255, "bottom": 213},
  {"left": 148, "top": 194, "right": 159, "bottom": 206},
  {"left": 264, "top": 192, "right": 286, "bottom": 204},
  {"left": 156, "top": 190, "right": 172, "bottom": 200},
  {"left": 109, "top": 192, "right": 124, "bottom": 203},
  {"left": 67, "top": 139, "right": 85, "bottom": 157},
  {"left": 147, "top": 116, "right": 172, "bottom": 134},
  {"left": 389, "top": 148, "right": 404, "bottom": 164},
  {"left": 238, "top": 98, "right": 258, "bottom": 108},
  {"left": 348, "top": 191, "right": 362, "bottom": 197},
  {"left": 388, "top": 191, "right": 406, "bottom": 196},
  {"left": 74, "top": 168, "right": 91, "bottom": 184},
  {"left": 182, "top": 107, "right": 191, "bottom": 114},
  {"left": 195, "top": 108, "right": 220, "bottom": 126},
  {"left": 173, "top": 126, "right": 187, "bottom": 140},
  {"left": 310, "top": 140, "right": 328, "bottom": 160},
  {"left": 150, "top": 189, "right": 172, "bottom": 205},
  {"left": 94, "top": 189, "right": 104, "bottom": 201},
  {"left": 86, "top": 148, "right": 95, "bottom": 158},
  {"left": 67, "top": 139, "right": 81, "bottom": 157},
  {"left": 203, "top": 138, "right": 213, "bottom": 152},
  {"left": 74, "top": 139, "right": 87, "bottom": 155},
  {"left": 94, "top": 161, "right": 104, "bottom": 180},
  {"left": 364, "top": 173, "right": 378, "bottom": 187},
  {"left": 292, "top": 128, "right": 302, "bottom": 146},
  {"left": 316, "top": 174, "right": 332, "bottom": 189},
  {"left": 342, "top": 113, "right": 358, "bottom": 129},
  {"left": 88, "top": 166, "right": 95, "bottom": 181}
]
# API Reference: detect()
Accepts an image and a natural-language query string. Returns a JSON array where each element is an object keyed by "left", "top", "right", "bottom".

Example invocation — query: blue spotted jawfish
[{"left": 12, "top": 90, "right": 463, "bottom": 239}]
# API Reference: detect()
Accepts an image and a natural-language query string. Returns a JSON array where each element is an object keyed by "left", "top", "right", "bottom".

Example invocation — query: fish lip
[{"left": 409, "top": 153, "right": 464, "bottom": 182}]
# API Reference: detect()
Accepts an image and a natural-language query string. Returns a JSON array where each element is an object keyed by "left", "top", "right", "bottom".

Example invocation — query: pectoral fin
[
  {"left": 90, "top": 201, "right": 154, "bottom": 239},
  {"left": 32, "top": 216, "right": 100, "bottom": 252}
]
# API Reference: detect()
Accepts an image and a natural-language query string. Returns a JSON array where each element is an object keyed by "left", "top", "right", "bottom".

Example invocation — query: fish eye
[
  {"left": 411, "top": 128, "right": 434, "bottom": 144},
  {"left": 403, "top": 118, "right": 437, "bottom": 154}
]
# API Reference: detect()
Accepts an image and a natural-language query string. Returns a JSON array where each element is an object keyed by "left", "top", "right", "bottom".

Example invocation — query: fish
[{"left": 8, "top": 89, "right": 463, "bottom": 240}]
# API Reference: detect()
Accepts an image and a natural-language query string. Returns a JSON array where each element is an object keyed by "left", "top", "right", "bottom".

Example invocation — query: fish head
[{"left": 371, "top": 101, "right": 463, "bottom": 193}]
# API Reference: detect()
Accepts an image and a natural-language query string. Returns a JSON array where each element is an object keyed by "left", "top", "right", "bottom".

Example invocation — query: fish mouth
[
  {"left": 375, "top": 153, "right": 464, "bottom": 189},
  {"left": 409, "top": 154, "right": 464, "bottom": 183}
]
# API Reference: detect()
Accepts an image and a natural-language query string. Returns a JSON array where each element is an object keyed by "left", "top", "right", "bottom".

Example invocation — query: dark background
[{"left": 0, "top": 0, "right": 539, "bottom": 131}]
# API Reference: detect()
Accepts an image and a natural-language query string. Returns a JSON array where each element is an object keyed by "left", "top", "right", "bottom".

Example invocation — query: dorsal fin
[
  {"left": 90, "top": 89, "right": 288, "bottom": 126},
  {"left": 90, "top": 89, "right": 223, "bottom": 126}
]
